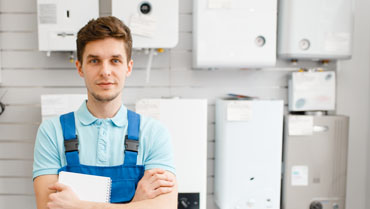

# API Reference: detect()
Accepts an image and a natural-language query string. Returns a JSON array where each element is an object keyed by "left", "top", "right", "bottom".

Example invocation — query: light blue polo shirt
[{"left": 33, "top": 101, "right": 175, "bottom": 179}]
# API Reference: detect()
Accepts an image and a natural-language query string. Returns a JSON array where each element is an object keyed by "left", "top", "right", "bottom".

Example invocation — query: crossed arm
[{"left": 34, "top": 169, "right": 177, "bottom": 209}]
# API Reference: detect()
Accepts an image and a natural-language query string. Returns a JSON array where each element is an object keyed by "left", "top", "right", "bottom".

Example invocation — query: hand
[
  {"left": 132, "top": 168, "right": 175, "bottom": 202},
  {"left": 47, "top": 182, "right": 82, "bottom": 209}
]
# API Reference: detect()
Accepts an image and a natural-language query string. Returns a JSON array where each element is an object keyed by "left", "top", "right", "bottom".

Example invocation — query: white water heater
[
  {"left": 193, "top": 0, "right": 278, "bottom": 68},
  {"left": 37, "top": 0, "right": 99, "bottom": 52},
  {"left": 278, "top": 0, "right": 354, "bottom": 60},
  {"left": 136, "top": 99, "right": 207, "bottom": 209},
  {"left": 215, "top": 99, "right": 284, "bottom": 209},
  {"left": 112, "top": 0, "right": 179, "bottom": 49}
]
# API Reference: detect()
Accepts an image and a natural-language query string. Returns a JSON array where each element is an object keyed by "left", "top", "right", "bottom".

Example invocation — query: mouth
[{"left": 97, "top": 82, "right": 115, "bottom": 88}]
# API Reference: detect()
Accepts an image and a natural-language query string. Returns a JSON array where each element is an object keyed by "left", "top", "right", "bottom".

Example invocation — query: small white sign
[
  {"left": 291, "top": 165, "right": 309, "bottom": 186},
  {"left": 135, "top": 100, "right": 161, "bottom": 120},
  {"left": 288, "top": 115, "right": 313, "bottom": 136},
  {"left": 227, "top": 101, "right": 252, "bottom": 121},
  {"left": 129, "top": 14, "right": 157, "bottom": 38}
]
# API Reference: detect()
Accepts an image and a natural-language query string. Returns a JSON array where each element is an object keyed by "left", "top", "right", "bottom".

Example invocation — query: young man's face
[{"left": 76, "top": 37, "right": 133, "bottom": 103}]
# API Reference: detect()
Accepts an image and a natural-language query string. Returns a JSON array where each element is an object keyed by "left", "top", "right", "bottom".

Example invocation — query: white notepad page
[{"left": 58, "top": 171, "right": 112, "bottom": 203}]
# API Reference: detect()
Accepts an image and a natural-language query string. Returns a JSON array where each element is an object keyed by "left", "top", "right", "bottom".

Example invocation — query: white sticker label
[
  {"left": 227, "top": 101, "right": 252, "bottom": 121},
  {"left": 41, "top": 94, "right": 87, "bottom": 118},
  {"left": 325, "top": 33, "right": 351, "bottom": 52},
  {"left": 288, "top": 115, "right": 313, "bottom": 136},
  {"left": 129, "top": 14, "right": 157, "bottom": 38},
  {"left": 208, "top": 0, "right": 232, "bottom": 9},
  {"left": 291, "top": 166, "right": 309, "bottom": 186},
  {"left": 39, "top": 4, "right": 57, "bottom": 24},
  {"left": 136, "top": 100, "right": 160, "bottom": 120}
]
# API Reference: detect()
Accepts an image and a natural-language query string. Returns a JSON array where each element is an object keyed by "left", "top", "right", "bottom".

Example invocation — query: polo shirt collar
[
  {"left": 111, "top": 104, "right": 127, "bottom": 127},
  {"left": 76, "top": 101, "right": 128, "bottom": 127}
]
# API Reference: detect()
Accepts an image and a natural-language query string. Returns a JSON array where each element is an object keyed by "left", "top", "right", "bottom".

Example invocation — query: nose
[{"left": 100, "top": 60, "right": 112, "bottom": 77}]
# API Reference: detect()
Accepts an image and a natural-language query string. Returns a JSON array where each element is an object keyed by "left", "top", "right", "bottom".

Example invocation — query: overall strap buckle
[
  {"left": 64, "top": 137, "right": 79, "bottom": 153},
  {"left": 125, "top": 136, "right": 139, "bottom": 152}
]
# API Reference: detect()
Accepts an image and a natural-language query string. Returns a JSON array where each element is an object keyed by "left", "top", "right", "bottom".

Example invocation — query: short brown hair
[{"left": 76, "top": 16, "right": 132, "bottom": 63}]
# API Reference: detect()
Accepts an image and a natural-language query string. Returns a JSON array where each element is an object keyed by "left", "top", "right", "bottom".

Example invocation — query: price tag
[
  {"left": 136, "top": 100, "right": 160, "bottom": 120},
  {"left": 227, "top": 101, "right": 252, "bottom": 121},
  {"left": 41, "top": 94, "right": 87, "bottom": 117},
  {"left": 129, "top": 14, "right": 157, "bottom": 38},
  {"left": 288, "top": 115, "right": 313, "bottom": 136}
]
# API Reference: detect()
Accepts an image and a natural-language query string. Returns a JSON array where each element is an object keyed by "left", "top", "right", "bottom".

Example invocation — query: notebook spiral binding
[{"left": 106, "top": 178, "right": 112, "bottom": 203}]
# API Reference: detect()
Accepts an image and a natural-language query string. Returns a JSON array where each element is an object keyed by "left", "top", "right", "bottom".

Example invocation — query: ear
[
  {"left": 76, "top": 60, "right": 84, "bottom": 77},
  {"left": 126, "top": 59, "right": 134, "bottom": 77}
]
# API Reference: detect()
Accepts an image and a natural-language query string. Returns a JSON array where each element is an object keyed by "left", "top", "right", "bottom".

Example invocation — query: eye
[
  {"left": 89, "top": 59, "right": 98, "bottom": 64},
  {"left": 112, "top": 59, "right": 121, "bottom": 64}
]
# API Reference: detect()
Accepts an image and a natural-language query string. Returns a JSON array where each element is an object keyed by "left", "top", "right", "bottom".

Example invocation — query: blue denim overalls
[{"left": 57, "top": 110, "right": 145, "bottom": 203}]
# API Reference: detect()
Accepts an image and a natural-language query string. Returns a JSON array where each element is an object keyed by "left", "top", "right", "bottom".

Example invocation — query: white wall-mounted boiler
[
  {"left": 193, "top": 0, "right": 278, "bottom": 68},
  {"left": 278, "top": 0, "right": 354, "bottom": 60},
  {"left": 112, "top": 0, "right": 179, "bottom": 49},
  {"left": 37, "top": 0, "right": 99, "bottom": 52},
  {"left": 215, "top": 99, "right": 284, "bottom": 209},
  {"left": 136, "top": 99, "right": 207, "bottom": 209}
]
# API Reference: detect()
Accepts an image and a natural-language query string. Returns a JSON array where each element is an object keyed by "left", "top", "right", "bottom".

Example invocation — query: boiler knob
[
  {"left": 180, "top": 198, "right": 189, "bottom": 208},
  {"left": 310, "top": 201, "right": 323, "bottom": 209},
  {"left": 299, "top": 39, "right": 310, "bottom": 50}
]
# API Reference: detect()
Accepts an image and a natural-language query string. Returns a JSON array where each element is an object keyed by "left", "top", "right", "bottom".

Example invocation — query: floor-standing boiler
[{"left": 215, "top": 99, "right": 284, "bottom": 209}]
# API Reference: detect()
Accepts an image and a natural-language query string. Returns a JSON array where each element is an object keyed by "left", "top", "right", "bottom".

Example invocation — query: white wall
[
  {"left": 336, "top": 0, "right": 370, "bottom": 208},
  {"left": 0, "top": 0, "right": 367, "bottom": 209}
]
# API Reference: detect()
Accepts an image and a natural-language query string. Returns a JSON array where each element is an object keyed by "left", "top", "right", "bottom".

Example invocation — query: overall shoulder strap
[
  {"left": 124, "top": 110, "right": 140, "bottom": 165},
  {"left": 60, "top": 112, "right": 80, "bottom": 166}
]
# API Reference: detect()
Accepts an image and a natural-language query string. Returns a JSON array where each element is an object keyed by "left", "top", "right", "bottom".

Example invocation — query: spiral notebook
[{"left": 58, "top": 171, "right": 112, "bottom": 203}]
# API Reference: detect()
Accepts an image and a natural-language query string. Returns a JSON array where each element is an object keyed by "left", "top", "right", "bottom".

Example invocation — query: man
[{"left": 33, "top": 16, "right": 177, "bottom": 209}]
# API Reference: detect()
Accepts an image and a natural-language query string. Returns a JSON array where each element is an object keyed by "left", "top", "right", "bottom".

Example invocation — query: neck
[{"left": 86, "top": 94, "right": 122, "bottom": 119}]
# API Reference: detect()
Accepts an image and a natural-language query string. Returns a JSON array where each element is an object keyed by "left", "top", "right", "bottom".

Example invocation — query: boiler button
[{"left": 255, "top": 36, "right": 266, "bottom": 47}]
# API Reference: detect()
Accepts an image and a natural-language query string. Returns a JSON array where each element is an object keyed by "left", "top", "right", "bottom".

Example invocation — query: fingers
[
  {"left": 152, "top": 186, "right": 173, "bottom": 197},
  {"left": 48, "top": 182, "right": 68, "bottom": 192},
  {"left": 152, "top": 179, "right": 175, "bottom": 189},
  {"left": 49, "top": 192, "right": 57, "bottom": 201},
  {"left": 146, "top": 168, "right": 165, "bottom": 176},
  {"left": 149, "top": 172, "right": 174, "bottom": 184}
]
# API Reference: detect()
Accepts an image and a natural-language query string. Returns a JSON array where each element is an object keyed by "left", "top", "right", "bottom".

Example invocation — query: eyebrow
[
  {"left": 86, "top": 55, "right": 99, "bottom": 59},
  {"left": 112, "top": 55, "right": 123, "bottom": 58},
  {"left": 86, "top": 54, "right": 123, "bottom": 59}
]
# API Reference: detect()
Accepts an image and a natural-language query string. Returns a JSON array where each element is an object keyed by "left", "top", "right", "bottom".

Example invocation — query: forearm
[
  {"left": 81, "top": 185, "right": 178, "bottom": 209},
  {"left": 82, "top": 199, "right": 158, "bottom": 209},
  {"left": 34, "top": 175, "right": 59, "bottom": 209}
]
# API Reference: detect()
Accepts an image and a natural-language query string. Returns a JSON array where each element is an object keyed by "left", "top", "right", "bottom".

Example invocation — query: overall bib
[{"left": 57, "top": 110, "right": 145, "bottom": 203}]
